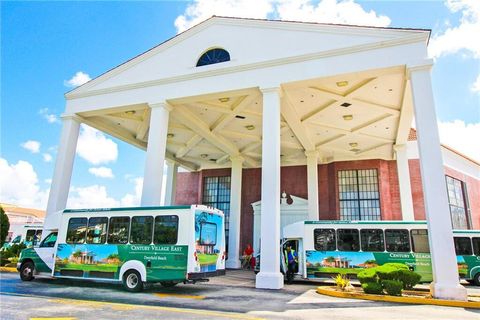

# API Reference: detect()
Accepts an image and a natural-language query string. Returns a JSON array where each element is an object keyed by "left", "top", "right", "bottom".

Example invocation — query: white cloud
[
  {"left": 174, "top": 0, "right": 390, "bottom": 33},
  {"left": 42, "top": 153, "right": 53, "bottom": 163},
  {"left": 44, "top": 179, "right": 52, "bottom": 184},
  {"left": 76, "top": 125, "right": 118, "bottom": 165},
  {"left": 275, "top": 0, "right": 390, "bottom": 27},
  {"left": 64, "top": 71, "right": 91, "bottom": 87},
  {"left": 67, "top": 185, "right": 119, "bottom": 209},
  {"left": 0, "top": 158, "right": 49, "bottom": 209},
  {"left": 120, "top": 177, "right": 143, "bottom": 207},
  {"left": 38, "top": 108, "right": 59, "bottom": 124},
  {"left": 21, "top": 140, "right": 41, "bottom": 154},
  {"left": 438, "top": 120, "right": 480, "bottom": 162},
  {"left": 429, "top": 0, "right": 480, "bottom": 59},
  {"left": 175, "top": 0, "right": 274, "bottom": 33},
  {"left": 88, "top": 166, "right": 114, "bottom": 179},
  {"left": 472, "top": 74, "right": 480, "bottom": 93}
]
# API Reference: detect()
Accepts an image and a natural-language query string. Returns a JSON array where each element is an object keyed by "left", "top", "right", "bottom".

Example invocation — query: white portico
[{"left": 46, "top": 17, "right": 466, "bottom": 299}]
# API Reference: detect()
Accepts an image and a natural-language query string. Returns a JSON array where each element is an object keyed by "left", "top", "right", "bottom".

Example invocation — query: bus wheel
[
  {"left": 474, "top": 273, "right": 480, "bottom": 286},
  {"left": 20, "top": 261, "right": 35, "bottom": 281},
  {"left": 160, "top": 281, "right": 178, "bottom": 287},
  {"left": 123, "top": 270, "right": 143, "bottom": 292}
]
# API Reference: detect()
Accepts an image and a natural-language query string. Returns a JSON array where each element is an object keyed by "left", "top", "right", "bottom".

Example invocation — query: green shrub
[
  {"left": 382, "top": 280, "right": 403, "bottom": 296},
  {"left": 382, "top": 263, "right": 409, "bottom": 270},
  {"left": 0, "top": 207, "right": 9, "bottom": 248},
  {"left": 375, "top": 265, "right": 400, "bottom": 280},
  {"left": 397, "top": 269, "right": 421, "bottom": 289},
  {"left": 361, "top": 282, "right": 383, "bottom": 294},
  {"left": 0, "top": 243, "right": 26, "bottom": 265},
  {"left": 357, "top": 268, "right": 377, "bottom": 284}
]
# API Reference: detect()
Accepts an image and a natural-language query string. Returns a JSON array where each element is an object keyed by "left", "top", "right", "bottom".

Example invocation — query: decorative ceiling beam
[
  {"left": 355, "top": 142, "right": 391, "bottom": 155},
  {"left": 395, "top": 78, "right": 413, "bottom": 145},
  {"left": 211, "top": 93, "right": 260, "bottom": 133},
  {"left": 281, "top": 92, "right": 315, "bottom": 151},
  {"left": 175, "top": 135, "right": 203, "bottom": 158},
  {"left": 221, "top": 130, "right": 261, "bottom": 141},
  {"left": 136, "top": 108, "right": 151, "bottom": 141},
  {"left": 172, "top": 105, "right": 259, "bottom": 167}
]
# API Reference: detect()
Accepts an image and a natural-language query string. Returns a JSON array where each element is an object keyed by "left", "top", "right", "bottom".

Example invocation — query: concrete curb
[
  {"left": 316, "top": 287, "right": 480, "bottom": 309},
  {"left": 0, "top": 267, "right": 18, "bottom": 273}
]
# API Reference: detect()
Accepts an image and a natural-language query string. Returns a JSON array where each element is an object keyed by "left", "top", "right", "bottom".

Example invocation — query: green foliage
[
  {"left": 382, "top": 280, "right": 403, "bottom": 296},
  {"left": 397, "top": 269, "right": 421, "bottom": 290},
  {"left": 0, "top": 206, "right": 9, "bottom": 248},
  {"left": 357, "top": 268, "right": 378, "bottom": 284},
  {"left": 332, "top": 274, "right": 350, "bottom": 291},
  {"left": 0, "top": 243, "right": 26, "bottom": 266},
  {"left": 361, "top": 282, "right": 383, "bottom": 294},
  {"left": 358, "top": 263, "right": 421, "bottom": 294}
]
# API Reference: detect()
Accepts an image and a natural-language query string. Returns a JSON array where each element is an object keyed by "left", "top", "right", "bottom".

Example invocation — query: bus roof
[
  {"left": 63, "top": 205, "right": 191, "bottom": 214},
  {"left": 304, "top": 220, "right": 427, "bottom": 225}
]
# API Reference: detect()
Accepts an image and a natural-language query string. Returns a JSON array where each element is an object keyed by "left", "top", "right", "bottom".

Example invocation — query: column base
[
  {"left": 226, "top": 259, "right": 242, "bottom": 269},
  {"left": 430, "top": 282, "right": 468, "bottom": 301},
  {"left": 255, "top": 271, "right": 284, "bottom": 289}
]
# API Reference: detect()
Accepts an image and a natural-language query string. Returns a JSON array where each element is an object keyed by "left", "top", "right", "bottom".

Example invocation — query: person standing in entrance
[
  {"left": 242, "top": 244, "right": 254, "bottom": 269},
  {"left": 284, "top": 245, "right": 298, "bottom": 284}
]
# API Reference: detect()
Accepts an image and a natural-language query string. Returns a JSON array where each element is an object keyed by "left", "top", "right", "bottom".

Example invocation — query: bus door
[
  {"left": 281, "top": 239, "right": 300, "bottom": 275},
  {"left": 35, "top": 232, "right": 58, "bottom": 273}
]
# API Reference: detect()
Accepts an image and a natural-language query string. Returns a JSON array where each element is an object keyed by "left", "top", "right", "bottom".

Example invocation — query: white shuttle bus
[{"left": 17, "top": 205, "right": 226, "bottom": 291}]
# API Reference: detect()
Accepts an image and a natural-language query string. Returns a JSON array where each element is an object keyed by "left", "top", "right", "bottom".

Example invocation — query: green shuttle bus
[
  {"left": 281, "top": 220, "right": 480, "bottom": 285},
  {"left": 17, "top": 205, "right": 226, "bottom": 291}
]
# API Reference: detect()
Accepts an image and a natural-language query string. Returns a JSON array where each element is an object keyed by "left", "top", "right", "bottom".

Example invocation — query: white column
[
  {"left": 305, "top": 150, "right": 319, "bottom": 221},
  {"left": 226, "top": 156, "right": 243, "bottom": 269},
  {"left": 141, "top": 102, "right": 171, "bottom": 206},
  {"left": 409, "top": 64, "right": 467, "bottom": 301},
  {"left": 394, "top": 144, "right": 415, "bottom": 221},
  {"left": 44, "top": 115, "right": 81, "bottom": 231},
  {"left": 256, "top": 87, "right": 283, "bottom": 289},
  {"left": 164, "top": 159, "right": 178, "bottom": 206}
]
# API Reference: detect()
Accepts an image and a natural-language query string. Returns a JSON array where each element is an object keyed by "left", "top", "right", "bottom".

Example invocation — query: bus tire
[
  {"left": 160, "top": 281, "right": 178, "bottom": 287},
  {"left": 20, "top": 261, "right": 35, "bottom": 281},
  {"left": 473, "top": 273, "right": 480, "bottom": 286},
  {"left": 123, "top": 270, "right": 143, "bottom": 292}
]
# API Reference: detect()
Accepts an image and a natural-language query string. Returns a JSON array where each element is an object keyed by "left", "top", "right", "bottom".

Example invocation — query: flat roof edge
[{"left": 63, "top": 205, "right": 191, "bottom": 213}]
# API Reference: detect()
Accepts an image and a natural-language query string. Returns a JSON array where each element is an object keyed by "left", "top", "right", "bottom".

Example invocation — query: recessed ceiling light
[
  {"left": 336, "top": 81, "right": 349, "bottom": 87},
  {"left": 350, "top": 148, "right": 360, "bottom": 152},
  {"left": 167, "top": 133, "right": 174, "bottom": 138},
  {"left": 340, "top": 102, "right": 352, "bottom": 108},
  {"left": 343, "top": 115, "right": 353, "bottom": 121},
  {"left": 349, "top": 142, "right": 358, "bottom": 148},
  {"left": 200, "top": 154, "right": 208, "bottom": 158},
  {"left": 245, "top": 125, "right": 255, "bottom": 130},
  {"left": 125, "top": 110, "right": 136, "bottom": 115},
  {"left": 219, "top": 97, "right": 230, "bottom": 103}
]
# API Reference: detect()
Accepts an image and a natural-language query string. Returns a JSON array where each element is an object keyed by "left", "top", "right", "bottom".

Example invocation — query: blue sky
[{"left": 1, "top": 0, "right": 479, "bottom": 210}]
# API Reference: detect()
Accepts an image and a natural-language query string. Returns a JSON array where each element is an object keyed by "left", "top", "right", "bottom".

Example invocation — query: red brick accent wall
[
  {"left": 409, "top": 159, "right": 426, "bottom": 220},
  {"left": 175, "top": 171, "right": 200, "bottom": 205}
]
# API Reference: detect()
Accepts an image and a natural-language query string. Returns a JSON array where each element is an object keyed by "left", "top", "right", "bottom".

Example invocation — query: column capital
[
  {"left": 149, "top": 102, "right": 173, "bottom": 112},
  {"left": 60, "top": 113, "right": 82, "bottom": 123},
  {"left": 230, "top": 155, "right": 245, "bottom": 164},
  {"left": 406, "top": 59, "right": 434, "bottom": 79},
  {"left": 393, "top": 144, "right": 407, "bottom": 152},
  {"left": 260, "top": 86, "right": 282, "bottom": 97},
  {"left": 304, "top": 150, "right": 319, "bottom": 159}
]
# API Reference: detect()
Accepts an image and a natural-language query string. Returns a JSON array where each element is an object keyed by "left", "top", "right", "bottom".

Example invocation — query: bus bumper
[{"left": 187, "top": 269, "right": 226, "bottom": 280}]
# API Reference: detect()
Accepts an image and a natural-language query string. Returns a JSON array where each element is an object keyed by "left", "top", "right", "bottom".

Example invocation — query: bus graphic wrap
[
  {"left": 305, "top": 251, "right": 434, "bottom": 281},
  {"left": 54, "top": 244, "right": 188, "bottom": 281},
  {"left": 194, "top": 211, "right": 224, "bottom": 272}
]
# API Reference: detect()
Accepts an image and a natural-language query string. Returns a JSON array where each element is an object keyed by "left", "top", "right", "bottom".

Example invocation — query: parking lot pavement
[{"left": 1, "top": 271, "right": 479, "bottom": 320}]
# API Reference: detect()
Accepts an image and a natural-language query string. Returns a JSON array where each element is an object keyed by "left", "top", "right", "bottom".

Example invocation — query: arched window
[{"left": 196, "top": 48, "right": 230, "bottom": 67}]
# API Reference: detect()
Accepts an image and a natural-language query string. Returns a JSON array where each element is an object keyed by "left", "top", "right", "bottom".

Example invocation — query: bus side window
[
  {"left": 154, "top": 215, "right": 179, "bottom": 244},
  {"left": 130, "top": 216, "right": 154, "bottom": 244},
  {"left": 87, "top": 217, "right": 108, "bottom": 244},
  {"left": 108, "top": 217, "right": 130, "bottom": 244},
  {"left": 385, "top": 229, "right": 410, "bottom": 252},
  {"left": 411, "top": 229, "right": 430, "bottom": 253},
  {"left": 66, "top": 218, "right": 87, "bottom": 244},
  {"left": 313, "top": 229, "right": 336, "bottom": 251},
  {"left": 26, "top": 230, "right": 36, "bottom": 242},
  {"left": 337, "top": 229, "right": 360, "bottom": 252},
  {"left": 361, "top": 229, "right": 385, "bottom": 252},
  {"left": 473, "top": 238, "right": 480, "bottom": 256},
  {"left": 454, "top": 237, "right": 473, "bottom": 256}
]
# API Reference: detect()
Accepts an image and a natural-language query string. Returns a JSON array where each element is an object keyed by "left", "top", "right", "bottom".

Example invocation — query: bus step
[{"left": 183, "top": 278, "right": 209, "bottom": 284}]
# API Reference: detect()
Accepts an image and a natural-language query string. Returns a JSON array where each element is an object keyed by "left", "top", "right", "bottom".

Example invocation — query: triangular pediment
[{"left": 67, "top": 17, "right": 429, "bottom": 97}]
